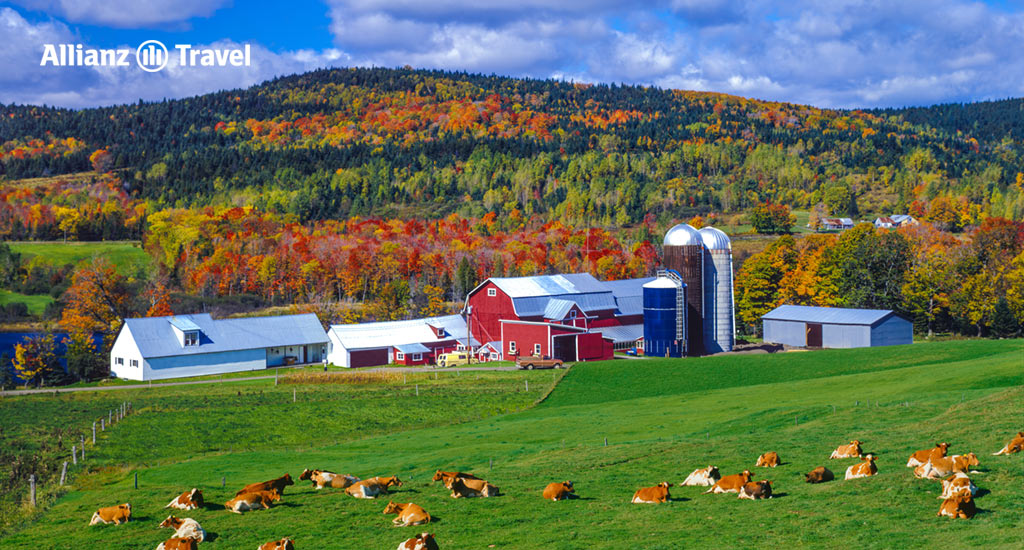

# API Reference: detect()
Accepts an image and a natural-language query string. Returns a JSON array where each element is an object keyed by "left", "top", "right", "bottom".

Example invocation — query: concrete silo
[
  {"left": 663, "top": 224, "right": 704, "bottom": 356},
  {"left": 699, "top": 226, "right": 735, "bottom": 353},
  {"left": 642, "top": 273, "right": 686, "bottom": 358}
]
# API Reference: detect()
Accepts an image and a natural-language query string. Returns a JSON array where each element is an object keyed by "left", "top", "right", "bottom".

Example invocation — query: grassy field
[
  {"left": 8, "top": 241, "right": 151, "bottom": 276},
  {"left": 1, "top": 340, "right": 1022, "bottom": 549},
  {"left": 0, "top": 289, "right": 54, "bottom": 316}
]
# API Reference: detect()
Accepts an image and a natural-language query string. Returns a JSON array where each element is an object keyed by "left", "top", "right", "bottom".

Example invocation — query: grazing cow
[
  {"left": 235, "top": 473, "right": 294, "bottom": 497},
  {"left": 383, "top": 501, "right": 431, "bottom": 527},
  {"left": 165, "top": 489, "right": 203, "bottom": 510},
  {"left": 258, "top": 538, "right": 295, "bottom": 550},
  {"left": 225, "top": 490, "right": 280, "bottom": 513},
  {"left": 844, "top": 454, "right": 878, "bottom": 480},
  {"left": 680, "top": 466, "right": 720, "bottom": 487},
  {"left": 156, "top": 537, "right": 199, "bottom": 550},
  {"left": 398, "top": 533, "right": 439, "bottom": 550},
  {"left": 937, "top": 494, "right": 976, "bottom": 519},
  {"left": 704, "top": 470, "right": 753, "bottom": 494},
  {"left": 907, "top": 443, "right": 949, "bottom": 468},
  {"left": 89, "top": 503, "right": 131, "bottom": 525},
  {"left": 830, "top": 440, "right": 863, "bottom": 459},
  {"left": 345, "top": 476, "right": 403, "bottom": 499},
  {"left": 738, "top": 480, "right": 773, "bottom": 500},
  {"left": 915, "top": 453, "right": 980, "bottom": 479},
  {"left": 432, "top": 470, "right": 480, "bottom": 489},
  {"left": 993, "top": 431, "right": 1024, "bottom": 456},
  {"left": 804, "top": 466, "right": 835, "bottom": 484},
  {"left": 158, "top": 516, "right": 205, "bottom": 542},
  {"left": 938, "top": 472, "right": 978, "bottom": 499},
  {"left": 299, "top": 469, "right": 359, "bottom": 489},
  {"left": 449, "top": 477, "right": 500, "bottom": 498},
  {"left": 631, "top": 482, "right": 671, "bottom": 504},
  {"left": 542, "top": 481, "right": 575, "bottom": 501},
  {"left": 756, "top": 452, "right": 780, "bottom": 468}
]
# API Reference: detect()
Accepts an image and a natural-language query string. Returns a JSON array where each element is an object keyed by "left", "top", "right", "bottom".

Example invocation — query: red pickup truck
[{"left": 515, "top": 355, "right": 564, "bottom": 370}]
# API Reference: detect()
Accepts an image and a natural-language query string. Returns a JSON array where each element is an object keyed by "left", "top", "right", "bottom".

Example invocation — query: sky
[{"left": 1, "top": 0, "right": 1023, "bottom": 110}]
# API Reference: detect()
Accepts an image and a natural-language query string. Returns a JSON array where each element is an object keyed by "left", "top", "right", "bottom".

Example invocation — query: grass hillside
[
  {"left": 1, "top": 340, "right": 1022, "bottom": 549},
  {"left": 8, "top": 242, "right": 151, "bottom": 276}
]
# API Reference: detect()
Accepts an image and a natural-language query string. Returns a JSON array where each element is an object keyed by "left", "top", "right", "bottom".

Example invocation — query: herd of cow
[{"left": 86, "top": 431, "right": 1024, "bottom": 548}]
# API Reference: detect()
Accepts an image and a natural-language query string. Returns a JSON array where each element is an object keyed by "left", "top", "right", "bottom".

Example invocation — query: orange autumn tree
[
  {"left": 61, "top": 259, "right": 133, "bottom": 379},
  {"left": 144, "top": 282, "right": 174, "bottom": 317}
]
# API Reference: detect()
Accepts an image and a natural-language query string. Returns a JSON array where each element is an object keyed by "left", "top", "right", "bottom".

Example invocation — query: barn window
[
  {"left": 487, "top": 288, "right": 496, "bottom": 297},
  {"left": 490, "top": 352, "right": 498, "bottom": 360},
  {"left": 533, "top": 343, "right": 541, "bottom": 355},
  {"left": 413, "top": 353, "right": 422, "bottom": 361},
  {"left": 183, "top": 330, "right": 198, "bottom": 346},
  {"left": 569, "top": 309, "right": 577, "bottom": 319},
  {"left": 509, "top": 341, "right": 517, "bottom": 353},
  {"left": 396, "top": 352, "right": 405, "bottom": 360},
  {"left": 130, "top": 359, "right": 139, "bottom": 367},
  {"left": 115, "top": 357, "right": 124, "bottom": 365},
  {"left": 456, "top": 343, "right": 466, "bottom": 351}
]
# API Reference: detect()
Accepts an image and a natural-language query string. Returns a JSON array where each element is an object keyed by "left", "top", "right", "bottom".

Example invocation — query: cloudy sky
[{"left": 1, "top": 0, "right": 1023, "bottom": 109}]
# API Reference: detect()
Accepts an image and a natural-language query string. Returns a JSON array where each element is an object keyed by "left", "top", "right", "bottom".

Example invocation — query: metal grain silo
[
  {"left": 663, "top": 224, "right": 704, "bottom": 356},
  {"left": 698, "top": 226, "right": 735, "bottom": 353},
  {"left": 642, "top": 274, "right": 686, "bottom": 358}
]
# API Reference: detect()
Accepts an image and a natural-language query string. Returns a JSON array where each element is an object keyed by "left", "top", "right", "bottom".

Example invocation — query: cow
[
  {"left": 158, "top": 516, "right": 205, "bottom": 543},
  {"left": 165, "top": 489, "right": 204, "bottom": 511},
  {"left": 631, "top": 482, "right": 671, "bottom": 504},
  {"left": 906, "top": 443, "right": 949, "bottom": 468},
  {"left": 938, "top": 472, "right": 978, "bottom": 499},
  {"left": 756, "top": 452, "right": 780, "bottom": 468},
  {"left": 432, "top": 470, "right": 481, "bottom": 489},
  {"left": 156, "top": 537, "right": 199, "bottom": 550},
  {"left": 258, "top": 538, "right": 295, "bottom": 550},
  {"left": 542, "top": 481, "right": 574, "bottom": 501},
  {"left": 680, "top": 466, "right": 720, "bottom": 487},
  {"left": 383, "top": 501, "right": 432, "bottom": 527},
  {"left": 830, "top": 440, "right": 863, "bottom": 459},
  {"left": 225, "top": 490, "right": 280, "bottom": 513},
  {"left": 804, "top": 466, "right": 835, "bottom": 484},
  {"left": 993, "top": 431, "right": 1024, "bottom": 456},
  {"left": 915, "top": 453, "right": 980, "bottom": 479},
  {"left": 738, "top": 480, "right": 773, "bottom": 500},
  {"left": 398, "top": 533, "right": 439, "bottom": 550},
  {"left": 937, "top": 494, "right": 976, "bottom": 519},
  {"left": 89, "top": 503, "right": 131, "bottom": 525},
  {"left": 298, "top": 469, "right": 359, "bottom": 489},
  {"left": 449, "top": 477, "right": 500, "bottom": 498},
  {"left": 704, "top": 470, "right": 753, "bottom": 494},
  {"left": 844, "top": 454, "right": 878, "bottom": 480},
  {"left": 345, "top": 476, "right": 403, "bottom": 499},
  {"left": 235, "top": 473, "right": 294, "bottom": 497}
]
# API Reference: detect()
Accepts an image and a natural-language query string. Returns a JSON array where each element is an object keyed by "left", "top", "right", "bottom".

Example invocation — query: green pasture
[
  {"left": 0, "top": 289, "right": 53, "bottom": 316},
  {"left": 8, "top": 241, "right": 151, "bottom": 276}
]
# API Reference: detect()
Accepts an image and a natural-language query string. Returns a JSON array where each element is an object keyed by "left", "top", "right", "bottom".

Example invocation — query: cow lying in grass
[
  {"left": 224, "top": 490, "right": 280, "bottom": 513},
  {"left": 158, "top": 516, "right": 205, "bottom": 543},
  {"left": 89, "top": 503, "right": 131, "bottom": 525},
  {"left": 756, "top": 452, "right": 780, "bottom": 468},
  {"left": 938, "top": 494, "right": 976, "bottom": 519},
  {"left": 398, "top": 533, "right": 439, "bottom": 550},
  {"left": 907, "top": 443, "right": 949, "bottom": 468},
  {"left": 449, "top": 477, "right": 499, "bottom": 498},
  {"left": 704, "top": 470, "right": 753, "bottom": 494},
  {"left": 383, "top": 501, "right": 432, "bottom": 526},
  {"left": 542, "top": 481, "right": 574, "bottom": 501},
  {"left": 631, "top": 482, "right": 670, "bottom": 504},
  {"left": 830, "top": 440, "right": 863, "bottom": 459},
  {"left": 938, "top": 472, "right": 978, "bottom": 499},
  {"left": 738, "top": 480, "right": 773, "bottom": 500},
  {"left": 993, "top": 431, "right": 1024, "bottom": 455},
  {"left": 680, "top": 466, "right": 719, "bottom": 487},
  {"left": 235, "top": 473, "right": 294, "bottom": 497},
  {"left": 804, "top": 466, "right": 834, "bottom": 484},
  {"left": 914, "top": 453, "right": 979, "bottom": 479},
  {"left": 845, "top": 454, "right": 878, "bottom": 480},
  {"left": 259, "top": 537, "right": 295, "bottom": 550},
  {"left": 165, "top": 489, "right": 203, "bottom": 510},
  {"left": 299, "top": 469, "right": 360, "bottom": 489},
  {"left": 432, "top": 470, "right": 480, "bottom": 488},
  {"left": 156, "top": 537, "right": 199, "bottom": 550},
  {"left": 346, "top": 476, "right": 404, "bottom": 499}
]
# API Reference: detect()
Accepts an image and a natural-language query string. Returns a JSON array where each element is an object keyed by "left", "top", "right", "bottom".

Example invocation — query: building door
[
  {"left": 806, "top": 323, "right": 823, "bottom": 347},
  {"left": 552, "top": 334, "right": 576, "bottom": 361}
]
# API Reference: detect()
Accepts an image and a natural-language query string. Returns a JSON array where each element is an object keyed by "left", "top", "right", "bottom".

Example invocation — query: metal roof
[
  {"left": 395, "top": 343, "right": 431, "bottom": 354},
  {"left": 543, "top": 298, "right": 580, "bottom": 320},
  {"left": 330, "top": 314, "right": 471, "bottom": 351},
  {"left": 664, "top": 223, "right": 703, "bottom": 246},
  {"left": 603, "top": 277, "right": 654, "bottom": 316},
  {"left": 761, "top": 305, "right": 901, "bottom": 326},
  {"left": 643, "top": 277, "right": 678, "bottom": 289},
  {"left": 124, "top": 313, "right": 327, "bottom": 359},
  {"left": 487, "top": 273, "right": 608, "bottom": 298},
  {"left": 593, "top": 324, "right": 644, "bottom": 343},
  {"left": 698, "top": 226, "right": 731, "bottom": 251}
]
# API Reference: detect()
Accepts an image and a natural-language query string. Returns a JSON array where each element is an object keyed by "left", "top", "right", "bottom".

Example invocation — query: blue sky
[{"left": 1, "top": 0, "right": 1022, "bottom": 109}]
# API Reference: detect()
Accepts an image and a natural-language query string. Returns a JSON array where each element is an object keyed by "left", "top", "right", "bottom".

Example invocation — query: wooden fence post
[
  {"left": 221, "top": 476, "right": 225, "bottom": 488},
  {"left": 525, "top": 380, "right": 529, "bottom": 392},
  {"left": 604, "top": 437, "right": 608, "bottom": 446},
  {"left": 72, "top": 445, "right": 77, "bottom": 465},
  {"left": 293, "top": 389, "right": 296, "bottom": 403},
  {"left": 415, "top": 384, "right": 419, "bottom": 396},
  {"left": 80, "top": 436, "right": 85, "bottom": 460},
  {"left": 134, "top": 472, "right": 138, "bottom": 489},
  {"left": 60, "top": 462, "right": 68, "bottom": 486},
  {"left": 92, "top": 422, "right": 96, "bottom": 444},
  {"left": 29, "top": 474, "right": 36, "bottom": 507},
  {"left": 108, "top": 410, "right": 112, "bottom": 425}
]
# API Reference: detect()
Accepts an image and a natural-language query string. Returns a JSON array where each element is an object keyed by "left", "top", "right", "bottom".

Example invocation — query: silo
[
  {"left": 642, "top": 275, "right": 686, "bottom": 358},
  {"left": 663, "top": 224, "right": 704, "bottom": 356},
  {"left": 699, "top": 226, "right": 735, "bottom": 353}
]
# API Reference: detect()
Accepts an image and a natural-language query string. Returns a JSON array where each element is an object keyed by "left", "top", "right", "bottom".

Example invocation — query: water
[{"left": 0, "top": 331, "right": 104, "bottom": 382}]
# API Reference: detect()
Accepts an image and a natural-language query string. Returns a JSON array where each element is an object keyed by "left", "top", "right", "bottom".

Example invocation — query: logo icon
[{"left": 136, "top": 40, "right": 168, "bottom": 72}]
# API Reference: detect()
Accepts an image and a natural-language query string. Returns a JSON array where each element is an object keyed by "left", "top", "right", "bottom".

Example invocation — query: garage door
[{"left": 349, "top": 348, "right": 390, "bottom": 368}]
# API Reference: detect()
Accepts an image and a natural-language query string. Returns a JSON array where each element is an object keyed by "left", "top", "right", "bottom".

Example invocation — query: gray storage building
[{"left": 762, "top": 305, "right": 912, "bottom": 348}]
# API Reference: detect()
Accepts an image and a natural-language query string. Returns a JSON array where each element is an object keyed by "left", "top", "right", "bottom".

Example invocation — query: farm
[{"left": 0, "top": 339, "right": 1021, "bottom": 549}]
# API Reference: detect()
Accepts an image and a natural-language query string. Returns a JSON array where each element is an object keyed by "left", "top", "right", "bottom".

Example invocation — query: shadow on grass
[{"left": 974, "top": 488, "right": 991, "bottom": 499}]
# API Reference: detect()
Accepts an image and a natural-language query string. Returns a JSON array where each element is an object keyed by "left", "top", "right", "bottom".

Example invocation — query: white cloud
[{"left": 9, "top": 0, "right": 229, "bottom": 27}]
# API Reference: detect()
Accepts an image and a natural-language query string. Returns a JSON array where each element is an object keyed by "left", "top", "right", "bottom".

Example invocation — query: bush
[{"left": 749, "top": 202, "right": 796, "bottom": 234}]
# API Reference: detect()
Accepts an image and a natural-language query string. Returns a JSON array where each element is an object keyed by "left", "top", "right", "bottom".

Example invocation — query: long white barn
[{"left": 110, "top": 313, "right": 328, "bottom": 381}]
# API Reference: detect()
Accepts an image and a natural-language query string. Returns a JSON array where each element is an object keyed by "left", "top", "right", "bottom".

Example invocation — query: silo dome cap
[
  {"left": 643, "top": 277, "right": 679, "bottom": 289},
  {"left": 663, "top": 223, "right": 703, "bottom": 246},
  {"left": 698, "top": 226, "right": 731, "bottom": 250}
]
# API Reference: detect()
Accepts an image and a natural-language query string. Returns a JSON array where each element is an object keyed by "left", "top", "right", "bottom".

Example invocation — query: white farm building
[
  {"left": 327, "top": 314, "right": 476, "bottom": 368},
  {"left": 109, "top": 313, "right": 328, "bottom": 381}
]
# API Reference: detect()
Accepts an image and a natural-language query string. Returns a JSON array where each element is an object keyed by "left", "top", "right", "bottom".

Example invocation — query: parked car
[
  {"left": 515, "top": 355, "right": 564, "bottom": 370},
  {"left": 436, "top": 351, "right": 470, "bottom": 367}
]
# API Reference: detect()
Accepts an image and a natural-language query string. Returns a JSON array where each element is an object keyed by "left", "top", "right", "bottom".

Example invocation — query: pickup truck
[{"left": 515, "top": 355, "right": 564, "bottom": 370}]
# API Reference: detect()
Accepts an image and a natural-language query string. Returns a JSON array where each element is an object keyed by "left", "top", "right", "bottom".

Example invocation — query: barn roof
[
  {"left": 593, "top": 323, "right": 644, "bottom": 344},
  {"left": 395, "top": 343, "right": 431, "bottom": 354},
  {"left": 487, "top": 273, "right": 608, "bottom": 298},
  {"left": 330, "top": 314, "right": 471, "bottom": 351},
  {"left": 603, "top": 277, "right": 654, "bottom": 316},
  {"left": 761, "top": 305, "right": 903, "bottom": 326},
  {"left": 124, "top": 313, "right": 327, "bottom": 359},
  {"left": 543, "top": 298, "right": 581, "bottom": 320}
]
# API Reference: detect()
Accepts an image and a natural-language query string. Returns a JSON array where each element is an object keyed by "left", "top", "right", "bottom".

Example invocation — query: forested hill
[{"left": 2, "top": 67, "right": 1023, "bottom": 226}]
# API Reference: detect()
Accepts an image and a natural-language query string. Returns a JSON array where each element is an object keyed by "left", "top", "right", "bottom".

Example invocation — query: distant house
[
  {"left": 476, "top": 341, "right": 503, "bottom": 362},
  {"left": 326, "top": 314, "right": 475, "bottom": 368},
  {"left": 874, "top": 215, "right": 918, "bottom": 229},
  {"left": 761, "top": 305, "right": 912, "bottom": 349},
  {"left": 821, "top": 218, "right": 855, "bottom": 230},
  {"left": 109, "top": 313, "right": 328, "bottom": 381}
]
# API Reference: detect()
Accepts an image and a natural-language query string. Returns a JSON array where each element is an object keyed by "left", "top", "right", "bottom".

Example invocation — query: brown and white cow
[
  {"left": 89, "top": 503, "right": 131, "bottom": 525},
  {"left": 542, "top": 481, "right": 574, "bottom": 501},
  {"left": 993, "top": 431, "right": 1024, "bottom": 456},
  {"left": 345, "top": 476, "right": 403, "bottom": 499},
  {"left": 906, "top": 443, "right": 949, "bottom": 468},
  {"left": 631, "top": 482, "right": 671, "bottom": 504},
  {"left": 383, "top": 501, "right": 431, "bottom": 527},
  {"left": 680, "top": 466, "right": 720, "bottom": 487},
  {"left": 804, "top": 466, "right": 835, "bottom": 484},
  {"left": 258, "top": 538, "right": 295, "bottom": 550},
  {"left": 165, "top": 489, "right": 203, "bottom": 511},
  {"left": 298, "top": 469, "right": 359, "bottom": 489},
  {"left": 158, "top": 516, "right": 205, "bottom": 543},
  {"left": 156, "top": 537, "right": 199, "bottom": 550},
  {"left": 398, "top": 533, "right": 439, "bottom": 550},
  {"left": 738, "top": 480, "right": 773, "bottom": 500},
  {"left": 756, "top": 452, "right": 780, "bottom": 468},
  {"left": 225, "top": 490, "right": 280, "bottom": 513},
  {"left": 830, "top": 440, "right": 863, "bottom": 459},
  {"left": 844, "top": 454, "right": 878, "bottom": 480},
  {"left": 938, "top": 472, "right": 978, "bottom": 499},
  {"left": 449, "top": 477, "right": 499, "bottom": 498},
  {"left": 432, "top": 470, "right": 481, "bottom": 489},
  {"left": 704, "top": 470, "right": 753, "bottom": 494},
  {"left": 235, "top": 473, "right": 294, "bottom": 497},
  {"left": 915, "top": 453, "right": 980, "bottom": 479},
  {"left": 937, "top": 494, "right": 976, "bottom": 519}
]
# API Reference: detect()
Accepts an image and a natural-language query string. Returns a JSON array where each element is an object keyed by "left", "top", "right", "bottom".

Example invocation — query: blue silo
[{"left": 643, "top": 274, "right": 686, "bottom": 358}]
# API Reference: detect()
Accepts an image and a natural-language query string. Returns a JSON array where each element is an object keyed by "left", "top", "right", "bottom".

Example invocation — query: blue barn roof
[
  {"left": 124, "top": 313, "right": 327, "bottom": 359},
  {"left": 762, "top": 305, "right": 904, "bottom": 326}
]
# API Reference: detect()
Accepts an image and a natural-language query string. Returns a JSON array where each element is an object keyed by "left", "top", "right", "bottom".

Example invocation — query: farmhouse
[
  {"left": 821, "top": 217, "right": 855, "bottom": 230},
  {"left": 874, "top": 214, "right": 918, "bottom": 229},
  {"left": 761, "top": 305, "right": 912, "bottom": 348},
  {"left": 326, "top": 314, "right": 475, "bottom": 368},
  {"left": 109, "top": 313, "right": 328, "bottom": 381}
]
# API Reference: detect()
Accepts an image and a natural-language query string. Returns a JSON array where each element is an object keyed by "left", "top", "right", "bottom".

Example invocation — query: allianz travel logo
[{"left": 41, "top": 40, "right": 251, "bottom": 72}]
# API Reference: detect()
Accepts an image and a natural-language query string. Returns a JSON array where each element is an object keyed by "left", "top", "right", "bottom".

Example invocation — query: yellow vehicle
[{"left": 436, "top": 350, "right": 471, "bottom": 367}]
